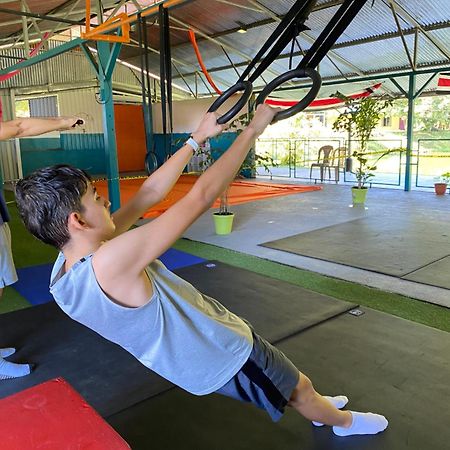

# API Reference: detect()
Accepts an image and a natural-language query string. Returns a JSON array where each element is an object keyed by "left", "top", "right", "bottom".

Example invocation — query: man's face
[{"left": 79, "top": 183, "right": 115, "bottom": 240}]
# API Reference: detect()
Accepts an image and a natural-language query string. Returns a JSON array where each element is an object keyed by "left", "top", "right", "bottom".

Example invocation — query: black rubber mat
[
  {"left": 0, "top": 261, "right": 355, "bottom": 417},
  {"left": 176, "top": 261, "right": 357, "bottom": 343},
  {"left": 108, "top": 309, "right": 450, "bottom": 450},
  {"left": 0, "top": 302, "right": 173, "bottom": 416},
  {"left": 261, "top": 216, "right": 450, "bottom": 278}
]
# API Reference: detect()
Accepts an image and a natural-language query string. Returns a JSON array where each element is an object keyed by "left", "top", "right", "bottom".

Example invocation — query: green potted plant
[
  {"left": 434, "top": 172, "right": 450, "bottom": 195},
  {"left": 333, "top": 95, "right": 392, "bottom": 204}
]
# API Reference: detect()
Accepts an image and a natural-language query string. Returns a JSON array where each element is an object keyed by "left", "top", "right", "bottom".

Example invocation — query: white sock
[
  {"left": 0, "top": 348, "right": 16, "bottom": 358},
  {"left": 0, "top": 356, "right": 34, "bottom": 380},
  {"left": 312, "top": 395, "right": 349, "bottom": 426},
  {"left": 333, "top": 411, "right": 388, "bottom": 436}
]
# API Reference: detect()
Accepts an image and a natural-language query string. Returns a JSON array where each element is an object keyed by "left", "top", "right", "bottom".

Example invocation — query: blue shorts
[{"left": 215, "top": 332, "right": 299, "bottom": 422}]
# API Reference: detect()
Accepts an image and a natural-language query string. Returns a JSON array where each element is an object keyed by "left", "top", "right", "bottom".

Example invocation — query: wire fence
[{"left": 255, "top": 137, "right": 450, "bottom": 189}]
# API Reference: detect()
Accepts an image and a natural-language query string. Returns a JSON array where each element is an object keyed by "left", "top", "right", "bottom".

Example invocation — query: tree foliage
[{"left": 332, "top": 94, "right": 394, "bottom": 188}]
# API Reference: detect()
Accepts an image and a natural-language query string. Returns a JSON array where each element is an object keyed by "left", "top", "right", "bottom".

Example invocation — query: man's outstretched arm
[
  {"left": 111, "top": 114, "right": 224, "bottom": 236},
  {"left": 0, "top": 116, "right": 82, "bottom": 140}
]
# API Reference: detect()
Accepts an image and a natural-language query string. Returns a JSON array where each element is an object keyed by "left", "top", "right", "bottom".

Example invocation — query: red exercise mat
[
  {"left": 95, "top": 174, "right": 321, "bottom": 219},
  {"left": 0, "top": 377, "right": 130, "bottom": 450}
]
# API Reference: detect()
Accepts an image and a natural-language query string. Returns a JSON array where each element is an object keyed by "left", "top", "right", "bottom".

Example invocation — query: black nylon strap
[
  {"left": 138, "top": 15, "right": 151, "bottom": 152},
  {"left": 159, "top": 5, "right": 167, "bottom": 139},
  {"left": 297, "top": 0, "right": 368, "bottom": 70},
  {"left": 239, "top": 0, "right": 317, "bottom": 83},
  {"left": 163, "top": 7, "right": 173, "bottom": 139},
  {"left": 142, "top": 16, "right": 152, "bottom": 112}
]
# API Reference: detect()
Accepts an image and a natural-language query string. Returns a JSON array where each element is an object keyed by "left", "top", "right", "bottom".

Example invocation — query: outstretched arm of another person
[
  {"left": 0, "top": 116, "right": 82, "bottom": 140},
  {"left": 111, "top": 113, "right": 224, "bottom": 236},
  {"left": 94, "top": 105, "right": 279, "bottom": 295}
]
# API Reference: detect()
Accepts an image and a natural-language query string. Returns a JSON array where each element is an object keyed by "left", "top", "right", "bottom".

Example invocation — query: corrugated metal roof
[{"left": 1, "top": 0, "right": 450, "bottom": 101}]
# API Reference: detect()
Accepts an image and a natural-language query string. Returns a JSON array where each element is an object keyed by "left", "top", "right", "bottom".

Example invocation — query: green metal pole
[
  {"left": 0, "top": 38, "right": 84, "bottom": 76},
  {"left": 404, "top": 73, "right": 416, "bottom": 192},
  {"left": 97, "top": 41, "right": 121, "bottom": 211}
]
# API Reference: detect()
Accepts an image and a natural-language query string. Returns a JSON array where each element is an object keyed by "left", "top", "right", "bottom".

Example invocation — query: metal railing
[
  {"left": 255, "top": 137, "right": 404, "bottom": 186},
  {"left": 416, "top": 139, "right": 450, "bottom": 188}
]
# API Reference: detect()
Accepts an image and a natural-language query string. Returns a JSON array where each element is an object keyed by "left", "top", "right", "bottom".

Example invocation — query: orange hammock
[{"left": 94, "top": 174, "right": 321, "bottom": 219}]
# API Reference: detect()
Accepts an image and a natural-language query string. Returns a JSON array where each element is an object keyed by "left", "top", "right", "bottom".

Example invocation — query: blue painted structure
[
  {"left": 19, "top": 131, "right": 243, "bottom": 178},
  {"left": 20, "top": 134, "right": 106, "bottom": 176},
  {"left": 152, "top": 131, "right": 241, "bottom": 169}
]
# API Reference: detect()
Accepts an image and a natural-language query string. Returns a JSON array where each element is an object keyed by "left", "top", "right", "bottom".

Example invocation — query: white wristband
[{"left": 186, "top": 136, "right": 199, "bottom": 152}]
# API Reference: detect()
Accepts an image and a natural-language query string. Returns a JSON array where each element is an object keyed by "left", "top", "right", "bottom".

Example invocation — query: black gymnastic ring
[
  {"left": 207, "top": 81, "right": 253, "bottom": 124},
  {"left": 255, "top": 68, "right": 322, "bottom": 123}
]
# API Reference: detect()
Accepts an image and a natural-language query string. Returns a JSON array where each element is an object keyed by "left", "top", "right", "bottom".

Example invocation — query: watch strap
[{"left": 186, "top": 136, "right": 199, "bottom": 151}]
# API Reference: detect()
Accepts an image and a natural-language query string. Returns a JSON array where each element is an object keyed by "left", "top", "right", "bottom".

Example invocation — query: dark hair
[{"left": 15, "top": 164, "right": 91, "bottom": 249}]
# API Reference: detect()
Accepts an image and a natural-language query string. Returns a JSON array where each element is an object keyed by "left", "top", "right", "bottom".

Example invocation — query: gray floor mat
[
  {"left": 403, "top": 254, "right": 450, "bottom": 289},
  {"left": 261, "top": 216, "right": 450, "bottom": 278}
]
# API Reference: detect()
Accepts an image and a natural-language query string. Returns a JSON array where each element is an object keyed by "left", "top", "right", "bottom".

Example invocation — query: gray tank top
[{"left": 50, "top": 253, "right": 253, "bottom": 395}]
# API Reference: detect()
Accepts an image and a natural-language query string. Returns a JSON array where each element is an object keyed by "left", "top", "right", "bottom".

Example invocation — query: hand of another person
[
  {"left": 61, "top": 116, "right": 85, "bottom": 130},
  {"left": 191, "top": 112, "right": 226, "bottom": 145},
  {"left": 247, "top": 104, "right": 281, "bottom": 137}
]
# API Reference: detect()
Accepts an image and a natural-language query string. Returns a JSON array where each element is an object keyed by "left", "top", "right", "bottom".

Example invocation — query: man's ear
[{"left": 68, "top": 211, "right": 87, "bottom": 230}]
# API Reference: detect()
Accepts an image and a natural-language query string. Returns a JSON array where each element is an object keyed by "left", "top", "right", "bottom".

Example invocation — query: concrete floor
[{"left": 182, "top": 178, "right": 450, "bottom": 308}]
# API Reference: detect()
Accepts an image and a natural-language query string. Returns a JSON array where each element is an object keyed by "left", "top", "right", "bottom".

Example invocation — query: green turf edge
[
  {"left": 173, "top": 238, "right": 450, "bottom": 333},
  {"left": 0, "top": 287, "right": 31, "bottom": 314},
  {"left": 5, "top": 191, "right": 58, "bottom": 268}
]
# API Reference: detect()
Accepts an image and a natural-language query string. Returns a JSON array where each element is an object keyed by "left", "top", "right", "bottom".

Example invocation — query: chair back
[
  {"left": 317, "top": 145, "right": 334, "bottom": 164},
  {"left": 331, "top": 147, "right": 347, "bottom": 168}
]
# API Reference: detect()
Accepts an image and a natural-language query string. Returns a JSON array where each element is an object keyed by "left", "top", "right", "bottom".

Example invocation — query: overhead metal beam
[
  {"left": 20, "top": 1, "right": 30, "bottom": 56},
  {"left": 388, "top": 0, "right": 414, "bottom": 70},
  {"left": 169, "top": 15, "right": 296, "bottom": 88},
  {"left": 0, "top": 6, "right": 87, "bottom": 26},
  {"left": 0, "top": 37, "right": 84, "bottom": 76},
  {"left": 386, "top": 0, "right": 450, "bottom": 61},
  {"left": 212, "top": 0, "right": 266, "bottom": 14},
  {"left": 272, "top": 64, "right": 450, "bottom": 93},
  {"left": 174, "top": 20, "right": 450, "bottom": 82}
]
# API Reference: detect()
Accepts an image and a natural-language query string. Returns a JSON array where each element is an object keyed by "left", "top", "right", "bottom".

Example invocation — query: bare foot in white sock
[
  {"left": 333, "top": 411, "right": 388, "bottom": 436},
  {"left": 312, "top": 395, "right": 349, "bottom": 426},
  {"left": 0, "top": 356, "right": 34, "bottom": 380},
  {"left": 0, "top": 348, "right": 16, "bottom": 358}
]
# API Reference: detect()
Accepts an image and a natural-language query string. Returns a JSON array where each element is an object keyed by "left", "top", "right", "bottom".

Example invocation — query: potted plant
[
  {"left": 333, "top": 95, "right": 393, "bottom": 204},
  {"left": 434, "top": 172, "right": 450, "bottom": 195}
]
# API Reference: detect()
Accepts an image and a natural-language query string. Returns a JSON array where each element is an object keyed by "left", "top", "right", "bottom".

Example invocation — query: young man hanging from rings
[{"left": 15, "top": 105, "right": 387, "bottom": 436}]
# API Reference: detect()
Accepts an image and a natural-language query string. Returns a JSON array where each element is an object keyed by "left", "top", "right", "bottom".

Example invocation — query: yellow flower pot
[
  {"left": 351, "top": 187, "right": 368, "bottom": 205},
  {"left": 213, "top": 212, "right": 235, "bottom": 235}
]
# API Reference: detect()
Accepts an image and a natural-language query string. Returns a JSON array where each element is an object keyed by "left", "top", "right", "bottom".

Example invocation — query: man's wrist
[
  {"left": 186, "top": 136, "right": 200, "bottom": 152},
  {"left": 190, "top": 131, "right": 207, "bottom": 146}
]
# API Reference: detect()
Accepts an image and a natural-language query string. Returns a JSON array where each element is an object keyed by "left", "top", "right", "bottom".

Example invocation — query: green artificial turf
[
  {"left": 0, "top": 287, "right": 30, "bottom": 314},
  {"left": 5, "top": 190, "right": 58, "bottom": 268},
  {"left": 174, "top": 239, "right": 450, "bottom": 333}
]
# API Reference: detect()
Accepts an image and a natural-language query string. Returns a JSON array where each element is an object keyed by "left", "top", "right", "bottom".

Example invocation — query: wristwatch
[{"left": 186, "top": 135, "right": 199, "bottom": 152}]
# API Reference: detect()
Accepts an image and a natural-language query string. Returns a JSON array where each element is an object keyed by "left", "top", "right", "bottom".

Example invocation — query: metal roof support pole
[
  {"left": 20, "top": 0, "right": 30, "bottom": 56},
  {"left": 404, "top": 73, "right": 416, "bottom": 192},
  {"left": 97, "top": 40, "right": 122, "bottom": 211}
]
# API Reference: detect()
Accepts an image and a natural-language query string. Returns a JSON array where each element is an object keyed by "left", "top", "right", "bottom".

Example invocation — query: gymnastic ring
[
  {"left": 207, "top": 81, "right": 253, "bottom": 124},
  {"left": 255, "top": 68, "right": 322, "bottom": 123}
]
